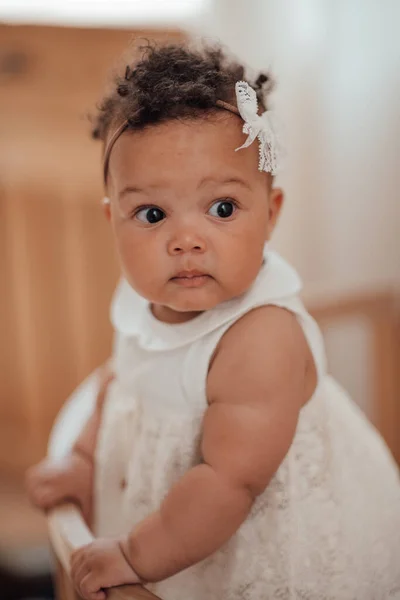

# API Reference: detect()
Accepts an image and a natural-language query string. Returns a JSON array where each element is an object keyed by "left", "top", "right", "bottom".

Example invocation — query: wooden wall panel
[
  {"left": 0, "top": 185, "right": 119, "bottom": 469},
  {"left": 0, "top": 24, "right": 183, "bottom": 474},
  {"left": 76, "top": 200, "right": 119, "bottom": 379},
  {"left": 0, "top": 24, "right": 184, "bottom": 191},
  {"left": 309, "top": 291, "right": 400, "bottom": 464},
  {"left": 0, "top": 189, "right": 26, "bottom": 423},
  {"left": 21, "top": 189, "right": 77, "bottom": 445}
]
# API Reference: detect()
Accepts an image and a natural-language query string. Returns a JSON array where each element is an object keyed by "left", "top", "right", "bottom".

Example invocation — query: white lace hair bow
[{"left": 235, "top": 81, "right": 283, "bottom": 175}]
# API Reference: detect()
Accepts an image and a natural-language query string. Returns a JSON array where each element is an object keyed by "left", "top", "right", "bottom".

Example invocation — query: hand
[
  {"left": 70, "top": 537, "right": 141, "bottom": 600},
  {"left": 25, "top": 452, "right": 93, "bottom": 523}
]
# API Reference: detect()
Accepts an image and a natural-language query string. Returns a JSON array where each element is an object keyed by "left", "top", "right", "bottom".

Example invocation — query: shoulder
[
  {"left": 203, "top": 306, "right": 313, "bottom": 496},
  {"left": 218, "top": 304, "right": 307, "bottom": 359},
  {"left": 207, "top": 304, "right": 312, "bottom": 409}
]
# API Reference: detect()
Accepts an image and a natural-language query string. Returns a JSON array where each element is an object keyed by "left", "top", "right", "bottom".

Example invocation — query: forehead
[{"left": 108, "top": 114, "right": 266, "bottom": 192}]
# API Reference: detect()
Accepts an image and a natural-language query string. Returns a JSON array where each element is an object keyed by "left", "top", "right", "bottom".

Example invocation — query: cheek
[
  {"left": 113, "top": 226, "right": 156, "bottom": 276},
  {"left": 217, "top": 217, "right": 266, "bottom": 282},
  {"left": 218, "top": 213, "right": 267, "bottom": 256},
  {"left": 113, "top": 230, "right": 164, "bottom": 301},
  {"left": 115, "top": 227, "right": 140, "bottom": 255}
]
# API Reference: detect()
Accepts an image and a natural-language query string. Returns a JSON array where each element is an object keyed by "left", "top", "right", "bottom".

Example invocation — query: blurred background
[{"left": 0, "top": 1, "right": 399, "bottom": 598}]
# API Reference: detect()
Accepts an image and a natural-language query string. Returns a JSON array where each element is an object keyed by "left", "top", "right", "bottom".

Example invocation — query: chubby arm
[{"left": 122, "top": 306, "right": 311, "bottom": 582}]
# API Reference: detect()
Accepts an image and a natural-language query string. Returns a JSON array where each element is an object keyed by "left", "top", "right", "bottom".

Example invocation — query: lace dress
[{"left": 94, "top": 249, "right": 400, "bottom": 599}]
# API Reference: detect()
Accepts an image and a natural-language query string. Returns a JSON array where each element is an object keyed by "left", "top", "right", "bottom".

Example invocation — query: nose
[{"left": 167, "top": 227, "right": 207, "bottom": 256}]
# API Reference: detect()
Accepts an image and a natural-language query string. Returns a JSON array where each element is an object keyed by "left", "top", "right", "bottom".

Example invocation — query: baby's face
[{"left": 106, "top": 113, "right": 283, "bottom": 323}]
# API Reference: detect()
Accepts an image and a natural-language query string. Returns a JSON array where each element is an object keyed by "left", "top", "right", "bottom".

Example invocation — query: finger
[
  {"left": 25, "top": 470, "right": 43, "bottom": 493},
  {"left": 30, "top": 485, "right": 54, "bottom": 508},
  {"left": 70, "top": 553, "right": 89, "bottom": 584},
  {"left": 70, "top": 548, "right": 85, "bottom": 576},
  {"left": 80, "top": 573, "right": 106, "bottom": 600},
  {"left": 70, "top": 550, "right": 87, "bottom": 581},
  {"left": 27, "top": 471, "right": 53, "bottom": 493},
  {"left": 34, "top": 488, "right": 61, "bottom": 509},
  {"left": 71, "top": 544, "right": 91, "bottom": 564},
  {"left": 89, "top": 589, "right": 106, "bottom": 600},
  {"left": 74, "top": 563, "right": 91, "bottom": 589}
]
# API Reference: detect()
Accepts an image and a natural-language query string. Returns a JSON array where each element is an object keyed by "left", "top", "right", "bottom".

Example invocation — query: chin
[{"left": 170, "top": 292, "right": 222, "bottom": 313}]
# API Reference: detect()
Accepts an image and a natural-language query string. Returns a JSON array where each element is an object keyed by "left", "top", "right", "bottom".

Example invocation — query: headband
[{"left": 102, "top": 81, "right": 282, "bottom": 187}]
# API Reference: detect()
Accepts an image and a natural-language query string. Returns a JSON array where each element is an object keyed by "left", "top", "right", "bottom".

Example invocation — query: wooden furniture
[
  {"left": 0, "top": 23, "right": 183, "bottom": 474},
  {"left": 308, "top": 288, "right": 400, "bottom": 464},
  {"left": 48, "top": 504, "right": 163, "bottom": 600}
]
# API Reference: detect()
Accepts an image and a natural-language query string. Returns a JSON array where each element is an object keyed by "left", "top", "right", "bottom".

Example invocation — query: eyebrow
[
  {"left": 118, "top": 186, "right": 147, "bottom": 199},
  {"left": 197, "top": 176, "right": 253, "bottom": 191},
  {"left": 119, "top": 176, "right": 252, "bottom": 199}
]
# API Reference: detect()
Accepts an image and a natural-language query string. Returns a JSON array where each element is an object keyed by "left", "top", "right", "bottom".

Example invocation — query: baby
[{"left": 26, "top": 43, "right": 400, "bottom": 600}]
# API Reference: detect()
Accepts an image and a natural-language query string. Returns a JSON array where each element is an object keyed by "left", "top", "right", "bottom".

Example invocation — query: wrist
[{"left": 118, "top": 535, "right": 145, "bottom": 585}]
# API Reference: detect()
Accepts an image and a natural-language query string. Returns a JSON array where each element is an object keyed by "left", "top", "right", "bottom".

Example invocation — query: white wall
[
  {"left": 192, "top": 0, "right": 400, "bottom": 415},
  {"left": 0, "top": 0, "right": 208, "bottom": 28},
  {"left": 194, "top": 0, "right": 400, "bottom": 292}
]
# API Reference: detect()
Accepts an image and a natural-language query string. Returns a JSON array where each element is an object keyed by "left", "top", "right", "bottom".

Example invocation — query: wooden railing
[
  {"left": 48, "top": 504, "right": 163, "bottom": 600},
  {"left": 307, "top": 287, "right": 400, "bottom": 464}
]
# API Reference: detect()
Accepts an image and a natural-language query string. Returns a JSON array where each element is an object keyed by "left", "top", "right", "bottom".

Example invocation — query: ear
[
  {"left": 102, "top": 197, "right": 111, "bottom": 222},
  {"left": 266, "top": 187, "right": 284, "bottom": 240}
]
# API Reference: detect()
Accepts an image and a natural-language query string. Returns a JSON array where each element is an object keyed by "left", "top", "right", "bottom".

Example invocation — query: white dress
[{"left": 94, "top": 249, "right": 400, "bottom": 600}]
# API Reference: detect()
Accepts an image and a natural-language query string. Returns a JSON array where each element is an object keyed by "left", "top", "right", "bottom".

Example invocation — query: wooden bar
[{"left": 48, "top": 504, "right": 164, "bottom": 600}]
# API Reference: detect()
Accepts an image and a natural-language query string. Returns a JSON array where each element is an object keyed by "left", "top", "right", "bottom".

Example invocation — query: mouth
[{"left": 170, "top": 270, "right": 212, "bottom": 288}]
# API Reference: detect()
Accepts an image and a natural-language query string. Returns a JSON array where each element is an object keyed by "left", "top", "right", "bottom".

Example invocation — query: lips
[
  {"left": 170, "top": 270, "right": 211, "bottom": 288},
  {"left": 172, "top": 270, "right": 208, "bottom": 279}
]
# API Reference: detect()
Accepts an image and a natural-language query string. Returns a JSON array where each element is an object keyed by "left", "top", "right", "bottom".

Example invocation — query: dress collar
[{"left": 110, "top": 248, "right": 302, "bottom": 351}]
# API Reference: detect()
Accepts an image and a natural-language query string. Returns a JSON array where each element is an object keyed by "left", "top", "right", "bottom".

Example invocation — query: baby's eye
[
  {"left": 208, "top": 199, "right": 236, "bottom": 219},
  {"left": 135, "top": 206, "right": 166, "bottom": 224}
]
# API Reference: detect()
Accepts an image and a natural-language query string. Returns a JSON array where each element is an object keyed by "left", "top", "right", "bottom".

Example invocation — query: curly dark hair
[{"left": 91, "top": 40, "right": 273, "bottom": 143}]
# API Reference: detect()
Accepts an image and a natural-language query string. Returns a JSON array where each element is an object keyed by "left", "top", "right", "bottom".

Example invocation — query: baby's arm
[
  {"left": 26, "top": 362, "right": 113, "bottom": 524},
  {"left": 119, "top": 306, "right": 311, "bottom": 581}
]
